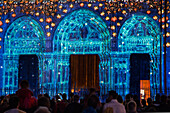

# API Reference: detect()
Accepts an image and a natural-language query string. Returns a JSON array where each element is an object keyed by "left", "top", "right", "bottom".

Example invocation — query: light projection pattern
[
  {"left": 3, "top": 16, "right": 45, "bottom": 95},
  {"left": 53, "top": 9, "right": 111, "bottom": 95},
  {"left": 112, "top": 14, "right": 161, "bottom": 97},
  {"left": 1, "top": 11, "right": 162, "bottom": 98}
]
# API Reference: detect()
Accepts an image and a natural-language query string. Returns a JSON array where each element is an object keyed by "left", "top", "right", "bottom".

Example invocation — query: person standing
[
  {"left": 103, "top": 91, "right": 126, "bottom": 113},
  {"left": 16, "top": 80, "right": 37, "bottom": 112},
  {"left": 4, "top": 95, "right": 26, "bottom": 113},
  {"left": 82, "top": 95, "right": 100, "bottom": 113},
  {"left": 64, "top": 95, "right": 83, "bottom": 113}
]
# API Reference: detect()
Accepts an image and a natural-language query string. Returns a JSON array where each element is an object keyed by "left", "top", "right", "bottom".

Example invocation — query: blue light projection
[
  {"left": 3, "top": 16, "right": 45, "bottom": 95},
  {"left": 0, "top": 2, "right": 164, "bottom": 99},
  {"left": 53, "top": 9, "right": 111, "bottom": 95},
  {"left": 115, "top": 14, "right": 161, "bottom": 97}
]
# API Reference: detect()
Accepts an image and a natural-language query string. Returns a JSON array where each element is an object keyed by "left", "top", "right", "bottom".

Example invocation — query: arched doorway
[
  {"left": 117, "top": 14, "right": 162, "bottom": 98},
  {"left": 53, "top": 9, "right": 110, "bottom": 95},
  {"left": 18, "top": 55, "right": 39, "bottom": 96},
  {"left": 130, "top": 53, "right": 151, "bottom": 99},
  {"left": 3, "top": 16, "right": 45, "bottom": 95}
]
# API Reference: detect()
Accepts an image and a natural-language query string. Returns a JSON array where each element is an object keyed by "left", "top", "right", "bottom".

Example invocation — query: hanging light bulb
[
  {"left": 0, "top": 28, "right": 3, "bottom": 32},
  {"left": 39, "top": 18, "right": 44, "bottom": 22},
  {"left": 47, "top": 32, "right": 51, "bottom": 37},
  {"left": 46, "top": 18, "right": 52, "bottom": 23},
  {"left": 147, "top": 10, "right": 151, "bottom": 14},
  {"left": 112, "top": 32, "right": 117, "bottom": 37},
  {"left": 45, "top": 25, "right": 50, "bottom": 29},
  {"left": 5, "top": 19, "right": 10, "bottom": 24},
  {"left": 100, "top": 12, "right": 105, "bottom": 16},
  {"left": 80, "top": 3, "right": 84, "bottom": 7},
  {"left": 105, "top": 17, "right": 110, "bottom": 21},
  {"left": 0, "top": 21, "right": 3, "bottom": 26},
  {"left": 70, "top": 4, "right": 73, "bottom": 8},
  {"left": 94, "top": 6, "right": 98, "bottom": 10},
  {"left": 51, "top": 23, "right": 55, "bottom": 27},
  {"left": 111, "top": 16, "right": 117, "bottom": 22}
]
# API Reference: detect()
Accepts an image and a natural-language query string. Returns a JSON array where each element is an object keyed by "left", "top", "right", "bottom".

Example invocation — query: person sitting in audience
[
  {"left": 4, "top": 95, "right": 26, "bottom": 113},
  {"left": 34, "top": 96, "right": 51, "bottom": 113}
]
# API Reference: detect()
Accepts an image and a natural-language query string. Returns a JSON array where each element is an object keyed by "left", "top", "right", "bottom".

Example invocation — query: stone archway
[
  {"left": 3, "top": 16, "right": 45, "bottom": 95},
  {"left": 53, "top": 9, "right": 111, "bottom": 95},
  {"left": 117, "top": 14, "right": 162, "bottom": 97}
]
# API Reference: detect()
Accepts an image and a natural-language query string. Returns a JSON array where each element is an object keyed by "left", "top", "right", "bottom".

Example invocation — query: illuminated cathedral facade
[{"left": 0, "top": 0, "right": 169, "bottom": 99}]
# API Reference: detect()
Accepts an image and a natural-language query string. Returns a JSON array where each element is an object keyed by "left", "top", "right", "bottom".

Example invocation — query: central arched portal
[{"left": 53, "top": 9, "right": 111, "bottom": 95}]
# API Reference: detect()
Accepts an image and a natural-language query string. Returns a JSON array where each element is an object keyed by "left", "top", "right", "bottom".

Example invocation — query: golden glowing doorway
[
  {"left": 70, "top": 55, "right": 100, "bottom": 92},
  {"left": 140, "top": 80, "right": 150, "bottom": 101}
]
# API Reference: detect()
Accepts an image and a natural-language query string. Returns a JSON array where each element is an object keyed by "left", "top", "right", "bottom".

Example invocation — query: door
[
  {"left": 18, "top": 55, "right": 39, "bottom": 96},
  {"left": 70, "top": 55, "right": 100, "bottom": 93},
  {"left": 130, "top": 53, "right": 150, "bottom": 99}
]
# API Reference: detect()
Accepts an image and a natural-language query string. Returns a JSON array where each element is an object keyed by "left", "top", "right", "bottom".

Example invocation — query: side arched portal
[
  {"left": 116, "top": 14, "right": 161, "bottom": 97},
  {"left": 3, "top": 16, "right": 45, "bottom": 95}
]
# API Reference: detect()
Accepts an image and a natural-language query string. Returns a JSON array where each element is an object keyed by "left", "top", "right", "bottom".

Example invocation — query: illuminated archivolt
[
  {"left": 3, "top": 16, "right": 45, "bottom": 94},
  {"left": 118, "top": 14, "right": 160, "bottom": 53},
  {"left": 53, "top": 9, "right": 110, "bottom": 54},
  {"left": 4, "top": 16, "right": 45, "bottom": 54}
]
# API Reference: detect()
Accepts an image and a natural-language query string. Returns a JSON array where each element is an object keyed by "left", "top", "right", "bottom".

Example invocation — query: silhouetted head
[
  {"left": 62, "top": 93, "right": 67, "bottom": 100},
  {"left": 89, "top": 88, "right": 96, "bottom": 96},
  {"left": 20, "top": 80, "right": 29, "bottom": 89},
  {"left": 87, "top": 95, "right": 99, "bottom": 109},
  {"left": 69, "top": 93, "right": 74, "bottom": 98},
  {"left": 156, "top": 94, "right": 160, "bottom": 102},
  {"left": 109, "top": 90, "right": 118, "bottom": 99},
  {"left": 56, "top": 95, "right": 61, "bottom": 101},
  {"left": 44, "top": 93, "right": 50, "bottom": 100},
  {"left": 38, "top": 94, "right": 43, "bottom": 99},
  {"left": 141, "top": 99, "right": 146, "bottom": 107},
  {"left": 147, "top": 98, "right": 153, "bottom": 105},
  {"left": 133, "top": 95, "right": 138, "bottom": 101},
  {"left": 126, "top": 94, "right": 132, "bottom": 101},
  {"left": 73, "top": 95, "right": 79, "bottom": 103},
  {"left": 117, "top": 95, "right": 123, "bottom": 103},
  {"left": 9, "top": 95, "right": 19, "bottom": 108},
  {"left": 38, "top": 97, "right": 50, "bottom": 108},
  {"left": 127, "top": 101, "right": 137, "bottom": 113}
]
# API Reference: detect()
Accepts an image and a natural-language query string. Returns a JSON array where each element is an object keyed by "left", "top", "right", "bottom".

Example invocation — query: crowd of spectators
[{"left": 0, "top": 80, "right": 170, "bottom": 113}]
